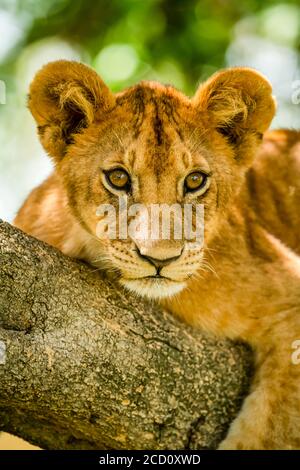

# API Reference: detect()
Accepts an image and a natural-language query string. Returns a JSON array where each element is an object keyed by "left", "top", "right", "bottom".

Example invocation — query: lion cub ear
[
  {"left": 194, "top": 67, "right": 276, "bottom": 145},
  {"left": 28, "top": 60, "right": 115, "bottom": 161}
]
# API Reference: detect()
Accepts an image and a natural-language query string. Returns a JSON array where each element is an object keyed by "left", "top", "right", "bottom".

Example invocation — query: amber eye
[
  {"left": 105, "top": 168, "right": 131, "bottom": 191},
  {"left": 184, "top": 171, "right": 208, "bottom": 193}
]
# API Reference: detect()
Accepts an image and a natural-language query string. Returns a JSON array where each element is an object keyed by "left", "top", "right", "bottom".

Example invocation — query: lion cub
[{"left": 15, "top": 60, "right": 300, "bottom": 449}]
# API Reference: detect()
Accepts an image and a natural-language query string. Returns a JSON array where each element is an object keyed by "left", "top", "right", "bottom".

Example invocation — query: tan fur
[{"left": 14, "top": 60, "right": 300, "bottom": 449}]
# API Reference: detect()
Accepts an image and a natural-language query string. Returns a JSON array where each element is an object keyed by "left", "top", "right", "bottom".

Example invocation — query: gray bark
[{"left": 0, "top": 220, "right": 252, "bottom": 450}]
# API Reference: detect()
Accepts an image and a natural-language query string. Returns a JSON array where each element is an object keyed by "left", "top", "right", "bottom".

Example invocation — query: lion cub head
[{"left": 28, "top": 60, "right": 275, "bottom": 299}]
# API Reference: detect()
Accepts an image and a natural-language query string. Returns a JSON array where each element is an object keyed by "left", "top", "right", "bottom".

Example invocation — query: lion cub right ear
[
  {"left": 28, "top": 60, "right": 115, "bottom": 161},
  {"left": 194, "top": 67, "right": 276, "bottom": 148}
]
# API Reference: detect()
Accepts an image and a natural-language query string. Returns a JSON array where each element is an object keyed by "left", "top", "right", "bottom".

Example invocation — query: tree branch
[{"left": 0, "top": 220, "right": 252, "bottom": 449}]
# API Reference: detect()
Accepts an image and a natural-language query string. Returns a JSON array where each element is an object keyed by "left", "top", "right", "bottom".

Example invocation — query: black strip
[{"left": 0, "top": 449, "right": 297, "bottom": 468}]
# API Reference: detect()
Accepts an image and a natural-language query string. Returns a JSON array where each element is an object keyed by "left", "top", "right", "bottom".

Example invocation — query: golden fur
[{"left": 14, "top": 60, "right": 300, "bottom": 449}]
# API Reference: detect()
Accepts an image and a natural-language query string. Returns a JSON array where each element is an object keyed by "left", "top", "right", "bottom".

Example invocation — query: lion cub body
[{"left": 14, "top": 61, "right": 300, "bottom": 449}]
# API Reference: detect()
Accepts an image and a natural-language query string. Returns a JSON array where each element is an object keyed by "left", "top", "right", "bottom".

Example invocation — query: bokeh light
[{"left": 94, "top": 44, "right": 139, "bottom": 84}]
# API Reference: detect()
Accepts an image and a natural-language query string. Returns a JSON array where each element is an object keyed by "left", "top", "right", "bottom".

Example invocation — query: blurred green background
[{"left": 0, "top": 0, "right": 300, "bottom": 222}]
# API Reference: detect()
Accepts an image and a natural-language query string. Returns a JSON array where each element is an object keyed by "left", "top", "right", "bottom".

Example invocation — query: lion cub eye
[
  {"left": 184, "top": 171, "right": 209, "bottom": 194},
  {"left": 105, "top": 168, "right": 131, "bottom": 191}
]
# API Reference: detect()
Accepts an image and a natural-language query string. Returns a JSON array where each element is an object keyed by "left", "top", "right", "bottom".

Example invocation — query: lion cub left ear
[
  {"left": 194, "top": 67, "right": 276, "bottom": 144},
  {"left": 28, "top": 60, "right": 115, "bottom": 162}
]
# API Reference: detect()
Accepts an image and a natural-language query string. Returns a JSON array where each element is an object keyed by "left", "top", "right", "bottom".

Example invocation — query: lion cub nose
[{"left": 136, "top": 244, "right": 183, "bottom": 269}]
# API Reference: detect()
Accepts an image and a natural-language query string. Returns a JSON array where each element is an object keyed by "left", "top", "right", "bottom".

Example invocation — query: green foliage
[{"left": 1, "top": 0, "right": 300, "bottom": 94}]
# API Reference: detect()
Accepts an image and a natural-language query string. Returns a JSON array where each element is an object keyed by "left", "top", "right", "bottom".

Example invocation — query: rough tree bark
[{"left": 0, "top": 220, "right": 252, "bottom": 450}]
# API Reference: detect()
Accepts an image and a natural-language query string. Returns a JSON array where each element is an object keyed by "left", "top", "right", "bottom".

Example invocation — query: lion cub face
[{"left": 28, "top": 61, "right": 275, "bottom": 299}]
